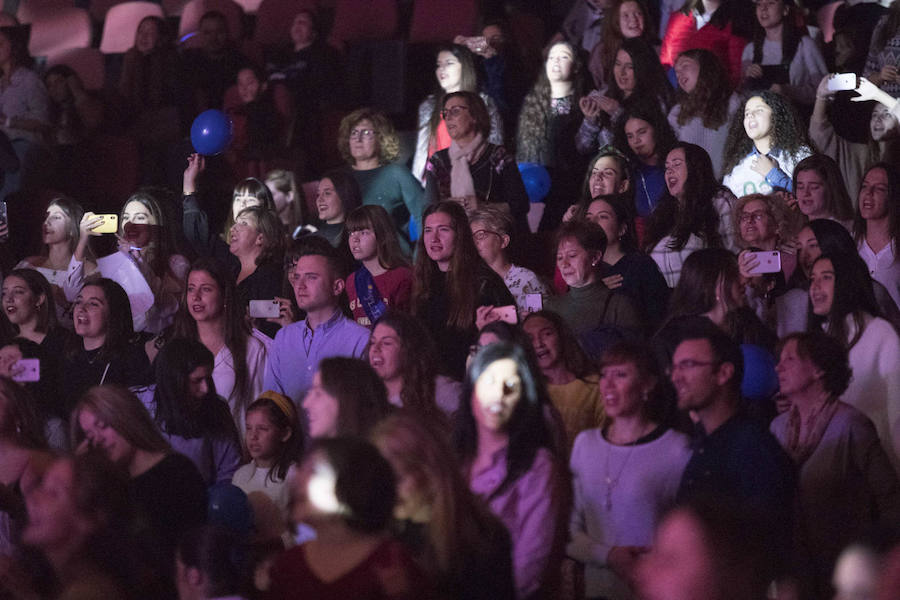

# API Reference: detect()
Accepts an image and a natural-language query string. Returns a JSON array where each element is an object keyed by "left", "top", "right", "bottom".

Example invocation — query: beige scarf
[{"left": 448, "top": 132, "right": 486, "bottom": 198}]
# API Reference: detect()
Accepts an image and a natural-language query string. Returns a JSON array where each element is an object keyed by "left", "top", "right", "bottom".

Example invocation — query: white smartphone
[
  {"left": 491, "top": 305, "right": 518, "bottom": 325},
  {"left": 524, "top": 293, "right": 543, "bottom": 313},
  {"left": 249, "top": 299, "right": 281, "bottom": 319},
  {"left": 827, "top": 73, "right": 858, "bottom": 92},
  {"left": 12, "top": 358, "right": 39, "bottom": 382},
  {"left": 746, "top": 251, "right": 782, "bottom": 275}
]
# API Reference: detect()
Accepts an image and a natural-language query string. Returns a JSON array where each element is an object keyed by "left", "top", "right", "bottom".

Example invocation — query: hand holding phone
[
  {"left": 249, "top": 299, "right": 281, "bottom": 319},
  {"left": 827, "top": 73, "right": 858, "bottom": 92},
  {"left": 11, "top": 358, "right": 39, "bottom": 382}
]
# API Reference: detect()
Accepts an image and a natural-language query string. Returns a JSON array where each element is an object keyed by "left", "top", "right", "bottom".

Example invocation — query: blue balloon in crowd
[
  {"left": 190, "top": 109, "right": 233, "bottom": 155},
  {"left": 517, "top": 162, "right": 551, "bottom": 203},
  {"left": 207, "top": 483, "right": 254, "bottom": 537}
]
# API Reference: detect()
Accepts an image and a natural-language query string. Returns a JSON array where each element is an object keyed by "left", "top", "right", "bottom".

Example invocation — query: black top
[
  {"left": 35, "top": 326, "right": 72, "bottom": 420},
  {"left": 235, "top": 259, "right": 284, "bottom": 338},
  {"left": 601, "top": 252, "right": 671, "bottom": 332},
  {"left": 417, "top": 262, "right": 514, "bottom": 380},
  {"left": 61, "top": 340, "right": 152, "bottom": 415}
]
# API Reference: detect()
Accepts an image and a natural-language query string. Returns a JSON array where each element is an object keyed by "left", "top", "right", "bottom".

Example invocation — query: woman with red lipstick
[
  {"left": 807, "top": 252, "right": 900, "bottom": 469},
  {"left": 411, "top": 201, "right": 514, "bottom": 381},
  {"left": 568, "top": 341, "right": 690, "bottom": 599}
]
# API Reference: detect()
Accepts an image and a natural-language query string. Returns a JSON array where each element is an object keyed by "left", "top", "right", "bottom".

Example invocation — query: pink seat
[
  {"left": 232, "top": 0, "right": 262, "bottom": 15},
  {"left": 408, "top": 0, "right": 478, "bottom": 44},
  {"left": 47, "top": 47, "right": 106, "bottom": 90},
  {"left": 817, "top": 1, "right": 843, "bottom": 44},
  {"left": 99, "top": 1, "right": 165, "bottom": 54},
  {"left": 253, "top": 0, "right": 316, "bottom": 47},
  {"left": 178, "top": 0, "right": 243, "bottom": 45},
  {"left": 16, "top": 0, "right": 75, "bottom": 24},
  {"left": 90, "top": 0, "right": 128, "bottom": 21},
  {"left": 327, "top": 0, "right": 397, "bottom": 50},
  {"left": 27, "top": 7, "right": 92, "bottom": 59}
]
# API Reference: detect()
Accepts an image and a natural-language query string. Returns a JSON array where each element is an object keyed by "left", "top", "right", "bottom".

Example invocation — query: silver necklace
[{"left": 603, "top": 425, "right": 651, "bottom": 510}]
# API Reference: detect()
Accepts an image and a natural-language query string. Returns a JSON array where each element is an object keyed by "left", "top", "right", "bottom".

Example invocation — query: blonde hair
[
  {"left": 731, "top": 193, "right": 803, "bottom": 249},
  {"left": 71, "top": 385, "right": 170, "bottom": 454}
]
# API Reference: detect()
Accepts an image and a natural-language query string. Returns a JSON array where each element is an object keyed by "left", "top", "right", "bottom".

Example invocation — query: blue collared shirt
[{"left": 263, "top": 309, "right": 370, "bottom": 409}]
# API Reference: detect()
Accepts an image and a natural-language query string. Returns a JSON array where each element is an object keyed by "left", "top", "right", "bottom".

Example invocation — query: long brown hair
[
  {"left": 173, "top": 257, "right": 251, "bottom": 423},
  {"left": 345, "top": 205, "right": 409, "bottom": 271},
  {"left": 673, "top": 49, "right": 733, "bottom": 130},
  {"left": 427, "top": 45, "right": 480, "bottom": 144},
  {"left": 71, "top": 384, "right": 171, "bottom": 454},
  {"left": 412, "top": 202, "right": 481, "bottom": 329}
]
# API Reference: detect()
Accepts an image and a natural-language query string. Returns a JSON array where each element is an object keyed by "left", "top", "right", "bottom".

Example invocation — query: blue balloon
[
  {"left": 207, "top": 483, "right": 254, "bottom": 537},
  {"left": 517, "top": 162, "right": 551, "bottom": 203},
  {"left": 190, "top": 109, "right": 233, "bottom": 155}
]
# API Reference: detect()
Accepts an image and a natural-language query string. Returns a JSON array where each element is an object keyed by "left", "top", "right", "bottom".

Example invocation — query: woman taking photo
[
  {"left": 338, "top": 108, "right": 425, "bottom": 249},
  {"left": 568, "top": 341, "right": 691, "bottom": 599},
  {"left": 808, "top": 252, "right": 900, "bottom": 468},
  {"left": 455, "top": 342, "right": 565, "bottom": 599},
  {"left": 424, "top": 92, "right": 529, "bottom": 234},
  {"left": 229, "top": 205, "right": 285, "bottom": 337},
  {"left": 171, "top": 258, "right": 268, "bottom": 434},
  {"left": 792, "top": 154, "right": 855, "bottom": 227},
  {"left": 372, "top": 414, "right": 516, "bottom": 600},
  {"left": 517, "top": 41, "right": 587, "bottom": 230},
  {"left": 573, "top": 192, "right": 670, "bottom": 328},
  {"left": 18, "top": 197, "right": 96, "bottom": 313},
  {"left": 412, "top": 44, "right": 503, "bottom": 183},
  {"left": 61, "top": 278, "right": 151, "bottom": 413},
  {"left": 644, "top": 142, "right": 728, "bottom": 287},
  {"left": 854, "top": 162, "right": 900, "bottom": 312},
  {"left": 71, "top": 384, "right": 207, "bottom": 568},
  {"left": 368, "top": 311, "right": 461, "bottom": 425},
  {"left": 578, "top": 38, "right": 673, "bottom": 158},
  {"left": 522, "top": 310, "right": 604, "bottom": 454},
  {"left": 344, "top": 205, "right": 413, "bottom": 328},
  {"left": 148, "top": 338, "right": 242, "bottom": 486},
  {"left": 303, "top": 357, "right": 393, "bottom": 440},
  {"left": 770, "top": 331, "right": 900, "bottom": 597},
  {"left": 721, "top": 91, "right": 812, "bottom": 198},
  {"left": 412, "top": 201, "right": 514, "bottom": 380},
  {"left": 547, "top": 219, "right": 642, "bottom": 342},
  {"left": 668, "top": 49, "right": 741, "bottom": 178},
  {"left": 732, "top": 192, "right": 802, "bottom": 282}
]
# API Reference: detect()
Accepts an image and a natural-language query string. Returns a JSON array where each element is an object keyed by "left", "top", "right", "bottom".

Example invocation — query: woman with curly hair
[
  {"left": 424, "top": 92, "right": 529, "bottom": 235},
  {"left": 668, "top": 48, "right": 741, "bottom": 178},
  {"left": 411, "top": 44, "right": 503, "bottom": 184},
  {"left": 741, "top": 0, "right": 826, "bottom": 108},
  {"left": 643, "top": 142, "right": 728, "bottom": 287},
  {"left": 577, "top": 38, "right": 673, "bottom": 157},
  {"left": 732, "top": 192, "right": 803, "bottom": 276},
  {"left": 721, "top": 91, "right": 813, "bottom": 198},
  {"left": 792, "top": 154, "right": 855, "bottom": 227},
  {"left": 517, "top": 41, "right": 589, "bottom": 230},
  {"left": 339, "top": 107, "right": 425, "bottom": 250},
  {"left": 612, "top": 101, "right": 678, "bottom": 226},
  {"left": 587, "top": 0, "right": 658, "bottom": 88},
  {"left": 659, "top": 0, "right": 756, "bottom": 89},
  {"left": 412, "top": 201, "right": 514, "bottom": 380}
]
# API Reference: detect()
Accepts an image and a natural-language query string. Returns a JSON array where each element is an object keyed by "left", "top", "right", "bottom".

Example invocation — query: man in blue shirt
[{"left": 263, "top": 239, "right": 370, "bottom": 412}]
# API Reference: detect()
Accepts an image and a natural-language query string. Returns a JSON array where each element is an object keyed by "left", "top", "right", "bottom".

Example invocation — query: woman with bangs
[
  {"left": 721, "top": 90, "right": 812, "bottom": 198},
  {"left": 170, "top": 257, "right": 268, "bottom": 435},
  {"left": 19, "top": 196, "right": 96, "bottom": 313},
  {"left": 568, "top": 341, "right": 691, "bottom": 600},
  {"left": 588, "top": 0, "right": 658, "bottom": 89},
  {"left": 344, "top": 205, "right": 413, "bottom": 329},
  {"left": 791, "top": 154, "right": 855, "bottom": 228},
  {"left": 668, "top": 49, "right": 741, "bottom": 178},
  {"left": 412, "top": 201, "right": 514, "bottom": 380},
  {"left": 412, "top": 44, "right": 504, "bottom": 184},
  {"left": 339, "top": 108, "right": 425, "bottom": 250},
  {"left": 643, "top": 142, "right": 727, "bottom": 287},
  {"left": 577, "top": 38, "right": 673, "bottom": 158},
  {"left": 372, "top": 413, "right": 516, "bottom": 600}
]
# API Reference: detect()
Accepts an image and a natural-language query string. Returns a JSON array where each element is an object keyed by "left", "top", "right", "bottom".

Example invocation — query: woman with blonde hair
[
  {"left": 372, "top": 413, "right": 515, "bottom": 600},
  {"left": 338, "top": 107, "right": 424, "bottom": 250}
]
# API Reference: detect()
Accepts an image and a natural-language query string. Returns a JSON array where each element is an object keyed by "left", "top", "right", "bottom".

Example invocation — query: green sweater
[{"left": 545, "top": 280, "right": 642, "bottom": 335}]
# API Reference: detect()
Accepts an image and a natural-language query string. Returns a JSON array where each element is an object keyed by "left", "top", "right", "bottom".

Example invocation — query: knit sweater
[
  {"left": 668, "top": 93, "right": 741, "bottom": 179},
  {"left": 865, "top": 15, "right": 900, "bottom": 98}
]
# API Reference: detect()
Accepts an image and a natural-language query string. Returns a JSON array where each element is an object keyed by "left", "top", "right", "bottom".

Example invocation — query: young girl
[
  {"left": 791, "top": 154, "right": 855, "bottom": 226},
  {"left": 232, "top": 391, "right": 303, "bottom": 543},
  {"left": 344, "top": 205, "right": 413, "bottom": 328},
  {"left": 721, "top": 91, "right": 812, "bottom": 197}
]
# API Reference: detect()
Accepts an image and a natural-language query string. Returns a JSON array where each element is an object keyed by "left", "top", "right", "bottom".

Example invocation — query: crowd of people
[{"left": 0, "top": 0, "right": 899, "bottom": 598}]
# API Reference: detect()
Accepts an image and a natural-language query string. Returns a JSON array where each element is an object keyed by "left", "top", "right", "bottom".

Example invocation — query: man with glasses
[{"left": 671, "top": 323, "right": 795, "bottom": 573}]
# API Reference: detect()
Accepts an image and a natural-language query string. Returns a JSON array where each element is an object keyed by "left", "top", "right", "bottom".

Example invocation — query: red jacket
[{"left": 660, "top": 11, "right": 748, "bottom": 90}]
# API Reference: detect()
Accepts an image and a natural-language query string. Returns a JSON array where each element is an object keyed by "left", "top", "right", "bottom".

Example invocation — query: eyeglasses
[
  {"left": 350, "top": 128, "right": 376, "bottom": 140},
  {"left": 472, "top": 229, "right": 501, "bottom": 242},
  {"left": 441, "top": 105, "right": 469, "bottom": 119},
  {"left": 739, "top": 210, "right": 769, "bottom": 224},
  {"left": 667, "top": 359, "right": 719, "bottom": 376}
]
